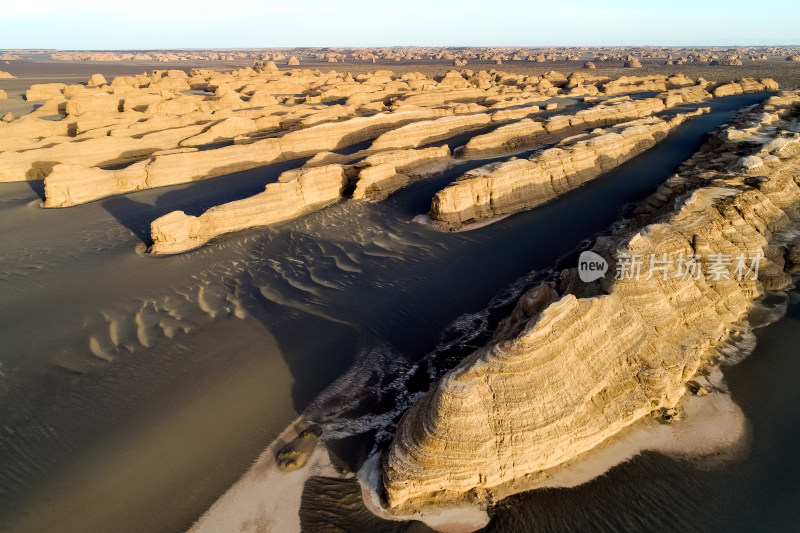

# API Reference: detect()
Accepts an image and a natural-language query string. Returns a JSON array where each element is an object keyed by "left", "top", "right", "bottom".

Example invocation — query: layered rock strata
[
  {"left": 383, "top": 92, "right": 800, "bottom": 511},
  {"left": 461, "top": 96, "right": 674, "bottom": 158},
  {"left": 351, "top": 146, "right": 452, "bottom": 200},
  {"left": 148, "top": 144, "right": 454, "bottom": 253},
  {"left": 370, "top": 113, "right": 491, "bottom": 150},
  {"left": 149, "top": 165, "right": 346, "bottom": 254},
  {"left": 42, "top": 109, "right": 449, "bottom": 207},
  {"left": 430, "top": 109, "right": 708, "bottom": 230},
  {"left": 0, "top": 67, "right": 778, "bottom": 213}
]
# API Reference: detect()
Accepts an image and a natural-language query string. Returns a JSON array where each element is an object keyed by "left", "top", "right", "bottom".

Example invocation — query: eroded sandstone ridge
[
  {"left": 150, "top": 164, "right": 347, "bottom": 254},
  {"left": 0, "top": 67, "right": 774, "bottom": 202},
  {"left": 0, "top": 67, "right": 781, "bottom": 255},
  {"left": 383, "top": 91, "right": 800, "bottom": 511},
  {"left": 430, "top": 108, "right": 709, "bottom": 230}
]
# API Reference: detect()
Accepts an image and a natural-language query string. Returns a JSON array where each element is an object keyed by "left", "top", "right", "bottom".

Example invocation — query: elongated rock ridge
[
  {"left": 351, "top": 146, "right": 452, "bottom": 200},
  {"left": 383, "top": 91, "right": 800, "bottom": 511},
  {"left": 42, "top": 109, "right": 448, "bottom": 207},
  {"left": 149, "top": 164, "right": 347, "bottom": 254},
  {"left": 460, "top": 94, "right": 687, "bottom": 158},
  {"left": 430, "top": 109, "right": 708, "bottom": 230},
  {"left": 149, "top": 145, "right": 453, "bottom": 253}
]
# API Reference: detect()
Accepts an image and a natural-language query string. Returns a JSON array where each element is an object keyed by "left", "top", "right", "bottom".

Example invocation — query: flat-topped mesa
[
  {"left": 549, "top": 97, "right": 666, "bottom": 131},
  {"left": 42, "top": 108, "right": 451, "bottom": 207},
  {"left": 149, "top": 164, "right": 347, "bottom": 255},
  {"left": 430, "top": 109, "right": 708, "bottom": 231},
  {"left": 599, "top": 74, "right": 694, "bottom": 96},
  {"left": 461, "top": 95, "right": 685, "bottom": 159},
  {"left": 383, "top": 92, "right": 800, "bottom": 512},
  {"left": 0, "top": 124, "right": 207, "bottom": 182},
  {"left": 460, "top": 118, "right": 547, "bottom": 157},
  {"left": 351, "top": 146, "right": 452, "bottom": 200},
  {"left": 369, "top": 112, "right": 491, "bottom": 151},
  {"left": 657, "top": 85, "right": 713, "bottom": 108},
  {"left": 711, "top": 77, "right": 779, "bottom": 97}
]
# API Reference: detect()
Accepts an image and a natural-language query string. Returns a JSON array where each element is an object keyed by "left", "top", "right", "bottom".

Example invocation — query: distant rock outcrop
[
  {"left": 25, "top": 83, "right": 66, "bottom": 101},
  {"left": 87, "top": 73, "right": 108, "bottom": 87},
  {"left": 712, "top": 77, "right": 779, "bottom": 97},
  {"left": 370, "top": 113, "right": 491, "bottom": 150},
  {"left": 430, "top": 109, "right": 708, "bottom": 230},
  {"left": 710, "top": 57, "right": 743, "bottom": 66}
]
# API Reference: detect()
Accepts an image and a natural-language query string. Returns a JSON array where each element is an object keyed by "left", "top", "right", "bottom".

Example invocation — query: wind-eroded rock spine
[{"left": 383, "top": 91, "right": 800, "bottom": 512}]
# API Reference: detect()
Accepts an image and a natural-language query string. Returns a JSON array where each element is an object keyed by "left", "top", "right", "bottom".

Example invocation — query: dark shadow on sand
[
  {"left": 100, "top": 156, "right": 312, "bottom": 244},
  {"left": 25, "top": 179, "right": 45, "bottom": 201}
]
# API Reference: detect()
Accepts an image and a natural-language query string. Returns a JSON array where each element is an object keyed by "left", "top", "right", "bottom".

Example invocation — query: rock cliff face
[
  {"left": 351, "top": 146, "right": 452, "bottom": 200},
  {"left": 149, "top": 165, "right": 347, "bottom": 254},
  {"left": 42, "top": 109, "right": 449, "bottom": 206},
  {"left": 370, "top": 113, "right": 491, "bottom": 150},
  {"left": 147, "top": 145, "right": 453, "bottom": 253},
  {"left": 712, "top": 77, "right": 779, "bottom": 97},
  {"left": 2, "top": 66, "right": 778, "bottom": 215},
  {"left": 0, "top": 125, "right": 206, "bottom": 182},
  {"left": 430, "top": 109, "right": 708, "bottom": 230},
  {"left": 461, "top": 95, "right": 691, "bottom": 158},
  {"left": 383, "top": 92, "right": 800, "bottom": 512},
  {"left": 461, "top": 118, "right": 548, "bottom": 157}
]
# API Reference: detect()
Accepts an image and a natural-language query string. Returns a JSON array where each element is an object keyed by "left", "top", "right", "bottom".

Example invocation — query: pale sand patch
[
  {"left": 189, "top": 417, "right": 340, "bottom": 533},
  {"left": 412, "top": 212, "right": 511, "bottom": 231},
  {"left": 189, "top": 370, "right": 745, "bottom": 533}
]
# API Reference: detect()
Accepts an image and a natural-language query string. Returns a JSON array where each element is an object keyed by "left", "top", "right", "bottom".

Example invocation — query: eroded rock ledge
[
  {"left": 430, "top": 108, "right": 709, "bottom": 230},
  {"left": 149, "top": 164, "right": 347, "bottom": 254},
  {"left": 383, "top": 91, "right": 800, "bottom": 512}
]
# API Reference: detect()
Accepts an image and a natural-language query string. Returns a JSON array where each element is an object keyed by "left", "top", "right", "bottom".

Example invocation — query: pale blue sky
[{"left": 2, "top": 0, "right": 799, "bottom": 50}]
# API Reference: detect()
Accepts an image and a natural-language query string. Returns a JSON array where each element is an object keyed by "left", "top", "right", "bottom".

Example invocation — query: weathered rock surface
[
  {"left": 461, "top": 118, "right": 548, "bottom": 157},
  {"left": 430, "top": 109, "right": 707, "bottom": 230},
  {"left": 352, "top": 146, "right": 452, "bottom": 200},
  {"left": 42, "top": 108, "right": 449, "bottom": 205},
  {"left": 712, "top": 77, "right": 779, "bottom": 97},
  {"left": 25, "top": 83, "right": 66, "bottom": 101},
  {"left": 370, "top": 113, "right": 491, "bottom": 150},
  {"left": 658, "top": 85, "right": 713, "bottom": 108},
  {"left": 2, "top": 124, "right": 206, "bottom": 182},
  {"left": 149, "top": 165, "right": 346, "bottom": 254},
  {"left": 2, "top": 67, "right": 780, "bottom": 213},
  {"left": 462, "top": 95, "right": 686, "bottom": 158},
  {"left": 384, "top": 92, "right": 800, "bottom": 511},
  {"left": 87, "top": 73, "right": 108, "bottom": 87},
  {"left": 544, "top": 97, "right": 666, "bottom": 134}
]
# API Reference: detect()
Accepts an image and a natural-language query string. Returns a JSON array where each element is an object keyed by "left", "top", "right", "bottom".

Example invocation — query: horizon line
[{"left": 6, "top": 44, "right": 800, "bottom": 52}]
